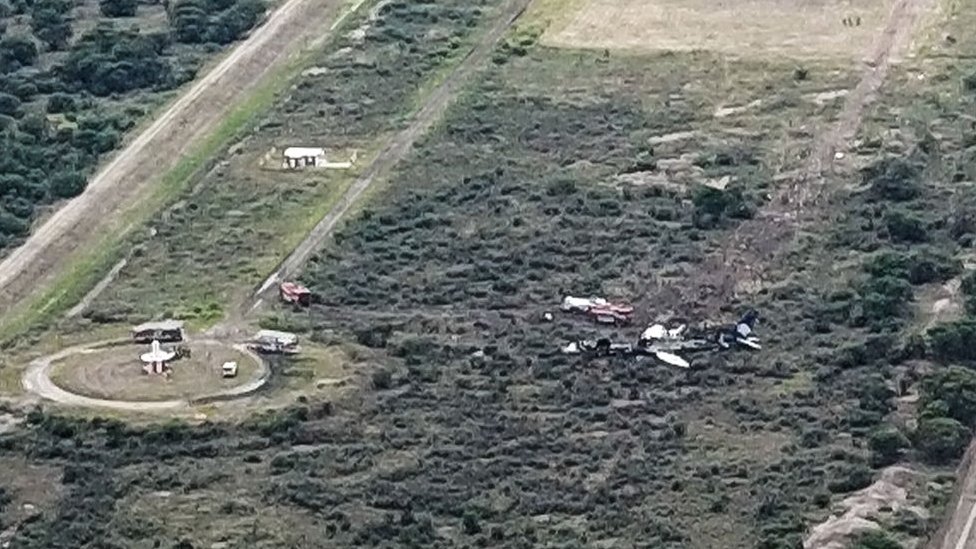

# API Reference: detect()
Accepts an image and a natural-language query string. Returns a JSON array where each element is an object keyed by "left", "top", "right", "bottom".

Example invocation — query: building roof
[
  {"left": 254, "top": 330, "right": 298, "bottom": 345},
  {"left": 283, "top": 147, "right": 325, "bottom": 159},
  {"left": 132, "top": 319, "right": 185, "bottom": 332}
]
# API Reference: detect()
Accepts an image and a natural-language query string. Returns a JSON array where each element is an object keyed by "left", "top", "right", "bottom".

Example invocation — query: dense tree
[
  {"left": 99, "top": 0, "right": 138, "bottom": 17},
  {"left": 915, "top": 417, "right": 969, "bottom": 464},
  {"left": 884, "top": 209, "right": 927, "bottom": 242},
  {"left": 49, "top": 171, "right": 87, "bottom": 199},
  {"left": 0, "top": 35, "right": 39, "bottom": 73},
  {"left": 864, "top": 157, "right": 922, "bottom": 202},
  {"left": 168, "top": 0, "right": 264, "bottom": 44},
  {"left": 927, "top": 320, "right": 976, "bottom": 362},
  {"left": 30, "top": 0, "right": 73, "bottom": 51},
  {"left": 206, "top": 0, "right": 263, "bottom": 44},
  {"left": 60, "top": 24, "right": 174, "bottom": 96},
  {"left": 962, "top": 270, "right": 976, "bottom": 314},
  {"left": 920, "top": 366, "right": 976, "bottom": 425},
  {"left": 0, "top": 92, "right": 22, "bottom": 116}
]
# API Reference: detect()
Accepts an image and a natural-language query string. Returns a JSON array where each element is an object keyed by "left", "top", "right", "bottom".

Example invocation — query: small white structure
[
  {"left": 282, "top": 147, "right": 327, "bottom": 169},
  {"left": 221, "top": 361, "right": 238, "bottom": 378},
  {"left": 141, "top": 340, "right": 176, "bottom": 375}
]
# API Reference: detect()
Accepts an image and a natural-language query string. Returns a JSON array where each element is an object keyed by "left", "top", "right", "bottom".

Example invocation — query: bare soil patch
[
  {"left": 49, "top": 341, "right": 259, "bottom": 402},
  {"left": 542, "top": 0, "right": 896, "bottom": 59}
]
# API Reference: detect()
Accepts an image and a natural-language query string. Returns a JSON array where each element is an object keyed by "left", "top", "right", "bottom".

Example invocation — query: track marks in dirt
[{"left": 698, "top": 0, "right": 936, "bottom": 304}]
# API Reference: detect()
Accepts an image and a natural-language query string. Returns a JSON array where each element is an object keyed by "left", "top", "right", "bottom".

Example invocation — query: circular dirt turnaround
[{"left": 23, "top": 339, "right": 269, "bottom": 412}]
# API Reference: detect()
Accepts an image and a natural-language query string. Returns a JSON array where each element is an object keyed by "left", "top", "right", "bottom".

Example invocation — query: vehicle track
[
  {"left": 697, "top": 0, "right": 935, "bottom": 304},
  {"left": 22, "top": 340, "right": 269, "bottom": 411},
  {"left": 0, "top": 0, "right": 359, "bottom": 324},
  {"left": 249, "top": 0, "right": 533, "bottom": 310}
]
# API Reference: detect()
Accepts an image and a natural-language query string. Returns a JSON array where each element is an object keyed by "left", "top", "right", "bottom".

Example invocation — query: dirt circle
[{"left": 47, "top": 340, "right": 263, "bottom": 402}]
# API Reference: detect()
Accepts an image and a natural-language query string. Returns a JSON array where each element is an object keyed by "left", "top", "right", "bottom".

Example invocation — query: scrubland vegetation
[{"left": 3, "top": 1, "right": 976, "bottom": 548}]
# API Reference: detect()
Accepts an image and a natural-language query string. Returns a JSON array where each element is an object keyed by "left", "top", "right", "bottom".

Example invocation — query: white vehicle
[{"left": 221, "top": 362, "right": 238, "bottom": 378}]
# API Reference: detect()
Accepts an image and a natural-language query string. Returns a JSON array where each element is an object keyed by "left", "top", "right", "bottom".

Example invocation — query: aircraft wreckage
[{"left": 559, "top": 305, "right": 762, "bottom": 368}]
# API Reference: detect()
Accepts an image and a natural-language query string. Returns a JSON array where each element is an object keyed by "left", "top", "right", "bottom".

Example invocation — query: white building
[{"left": 282, "top": 147, "right": 327, "bottom": 169}]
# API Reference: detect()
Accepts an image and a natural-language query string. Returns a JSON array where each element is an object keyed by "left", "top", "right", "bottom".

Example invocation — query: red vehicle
[{"left": 280, "top": 282, "right": 312, "bottom": 306}]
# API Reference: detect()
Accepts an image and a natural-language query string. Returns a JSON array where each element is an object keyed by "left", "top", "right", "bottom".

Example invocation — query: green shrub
[
  {"left": 868, "top": 426, "right": 909, "bottom": 466},
  {"left": 915, "top": 417, "right": 969, "bottom": 464},
  {"left": 863, "top": 157, "right": 921, "bottom": 202},
  {"left": 864, "top": 248, "right": 961, "bottom": 285},
  {"left": 0, "top": 35, "right": 39, "bottom": 73},
  {"left": 30, "top": 0, "right": 72, "bottom": 51},
  {"left": 927, "top": 319, "right": 976, "bottom": 362},
  {"left": 961, "top": 270, "right": 976, "bottom": 314},
  {"left": 851, "top": 530, "right": 901, "bottom": 549},
  {"left": 883, "top": 209, "right": 927, "bottom": 242},
  {"left": 99, "top": 0, "right": 137, "bottom": 17},
  {"left": 691, "top": 185, "right": 754, "bottom": 229},
  {"left": 920, "top": 366, "right": 976, "bottom": 425}
]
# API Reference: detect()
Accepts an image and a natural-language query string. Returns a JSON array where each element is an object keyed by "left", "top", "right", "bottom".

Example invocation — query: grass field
[{"left": 539, "top": 0, "right": 895, "bottom": 59}]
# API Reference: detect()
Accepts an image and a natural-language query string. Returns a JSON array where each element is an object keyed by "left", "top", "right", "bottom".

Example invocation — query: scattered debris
[
  {"left": 561, "top": 296, "right": 635, "bottom": 325},
  {"left": 806, "top": 89, "right": 849, "bottom": 105},
  {"left": 559, "top": 302, "right": 763, "bottom": 368},
  {"left": 714, "top": 99, "right": 762, "bottom": 118},
  {"left": 703, "top": 175, "right": 732, "bottom": 191},
  {"left": 648, "top": 130, "right": 697, "bottom": 145},
  {"left": 716, "top": 309, "right": 762, "bottom": 350}
]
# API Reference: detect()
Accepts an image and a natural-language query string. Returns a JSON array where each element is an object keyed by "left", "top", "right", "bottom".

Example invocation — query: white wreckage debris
[
  {"left": 559, "top": 310, "right": 764, "bottom": 368},
  {"left": 717, "top": 310, "right": 762, "bottom": 350},
  {"left": 561, "top": 296, "right": 635, "bottom": 325}
]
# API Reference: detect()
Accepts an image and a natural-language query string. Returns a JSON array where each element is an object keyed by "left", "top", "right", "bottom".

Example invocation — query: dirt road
[
  {"left": 928, "top": 441, "right": 976, "bottom": 549},
  {"left": 249, "top": 0, "right": 533, "bottom": 309},
  {"left": 0, "top": 0, "right": 360, "bottom": 324},
  {"left": 22, "top": 340, "right": 269, "bottom": 411},
  {"left": 700, "top": 0, "right": 934, "bottom": 303}
]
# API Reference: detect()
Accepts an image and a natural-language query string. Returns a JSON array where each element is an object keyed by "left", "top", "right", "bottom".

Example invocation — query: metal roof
[
  {"left": 283, "top": 147, "right": 325, "bottom": 158},
  {"left": 131, "top": 320, "right": 185, "bottom": 332},
  {"left": 254, "top": 330, "right": 298, "bottom": 344}
]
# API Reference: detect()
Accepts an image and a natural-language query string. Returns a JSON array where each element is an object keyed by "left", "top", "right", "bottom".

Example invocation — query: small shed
[
  {"left": 132, "top": 320, "right": 185, "bottom": 343},
  {"left": 282, "top": 147, "right": 326, "bottom": 169}
]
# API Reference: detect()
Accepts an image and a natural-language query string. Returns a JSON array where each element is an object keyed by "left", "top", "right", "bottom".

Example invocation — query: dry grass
[
  {"left": 48, "top": 341, "right": 259, "bottom": 402},
  {"left": 540, "top": 0, "right": 896, "bottom": 59}
]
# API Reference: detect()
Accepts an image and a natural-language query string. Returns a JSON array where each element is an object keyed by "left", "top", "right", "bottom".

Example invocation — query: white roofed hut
[{"left": 282, "top": 147, "right": 326, "bottom": 169}]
